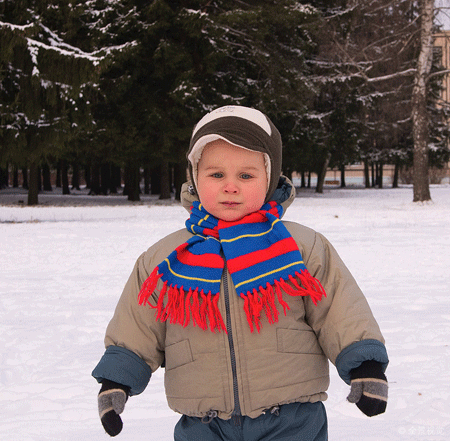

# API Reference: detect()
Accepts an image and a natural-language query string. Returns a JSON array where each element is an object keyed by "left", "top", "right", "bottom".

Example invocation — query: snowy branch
[
  {"left": 427, "top": 69, "right": 450, "bottom": 80},
  {"left": 0, "top": 20, "right": 35, "bottom": 31},
  {"left": 365, "top": 68, "right": 417, "bottom": 83},
  {"left": 25, "top": 36, "right": 137, "bottom": 67},
  {"left": 1, "top": 20, "right": 138, "bottom": 68}
]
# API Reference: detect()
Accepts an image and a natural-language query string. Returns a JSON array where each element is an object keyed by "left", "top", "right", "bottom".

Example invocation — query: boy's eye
[
  {"left": 240, "top": 173, "right": 253, "bottom": 179},
  {"left": 211, "top": 172, "right": 223, "bottom": 178}
]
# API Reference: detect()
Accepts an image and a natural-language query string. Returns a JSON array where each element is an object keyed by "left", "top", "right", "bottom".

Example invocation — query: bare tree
[
  {"left": 311, "top": 0, "right": 449, "bottom": 200},
  {"left": 412, "top": 0, "right": 434, "bottom": 202}
]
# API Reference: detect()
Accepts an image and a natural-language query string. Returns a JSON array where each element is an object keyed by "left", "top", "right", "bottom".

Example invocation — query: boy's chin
[
  {"left": 202, "top": 201, "right": 261, "bottom": 222},
  {"left": 221, "top": 215, "right": 245, "bottom": 222},
  {"left": 216, "top": 210, "right": 250, "bottom": 222},
  {"left": 203, "top": 206, "right": 244, "bottom": 222}
]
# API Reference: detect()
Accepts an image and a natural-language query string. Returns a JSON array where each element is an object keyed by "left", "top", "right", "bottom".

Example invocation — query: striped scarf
[{"left": 138, "top": 201, "right": 326, "bottom": 333}]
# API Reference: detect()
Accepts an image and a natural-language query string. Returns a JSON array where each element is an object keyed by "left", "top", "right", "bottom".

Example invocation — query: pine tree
[
  {"left": 86, "top": 0, "right": 319, "bottom": 199},
  {"left": 0, "top": 0, "right": 104, "bottom": 204},
  {"left": 0, "top": 0, "right": 140, "bottom": 204}
]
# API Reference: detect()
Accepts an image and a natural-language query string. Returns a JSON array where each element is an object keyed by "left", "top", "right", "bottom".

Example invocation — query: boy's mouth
[{"left": 221, "top": 201, "right": 241, "bottom": 207}]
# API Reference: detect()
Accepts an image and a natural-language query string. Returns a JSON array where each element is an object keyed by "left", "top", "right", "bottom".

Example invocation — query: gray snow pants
[{"left": 174, "top": 401, "right": 328, "bottom": 441}]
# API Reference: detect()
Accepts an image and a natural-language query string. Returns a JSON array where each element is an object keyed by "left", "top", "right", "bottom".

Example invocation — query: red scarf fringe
[
  {"left": 138, "top": 267, "right": 226, "bottom": 332},
  {"left": 242, "top": 270, "right": 326, "bottom": 332},
  {"left": 138, "top": 267, "right": 326, "bottom": 333}
]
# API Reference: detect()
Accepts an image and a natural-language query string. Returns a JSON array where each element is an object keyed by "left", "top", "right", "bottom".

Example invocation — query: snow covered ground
[{"left": 1, "top": 185, "right": 449, "bottom": 441}]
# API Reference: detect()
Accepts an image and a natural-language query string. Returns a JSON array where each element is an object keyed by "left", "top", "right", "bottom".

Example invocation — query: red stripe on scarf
[
  {"left": 176, "top": 243, "right": 224, "bottom": 268},
  {"left": 226, "top": 237, "right": 299, "bottom": 274},
  {"left": 202, "top": 227, "right": 219, "bottom": 238}
]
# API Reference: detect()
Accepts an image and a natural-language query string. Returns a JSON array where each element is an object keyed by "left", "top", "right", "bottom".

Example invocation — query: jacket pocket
[
  {"left": 277, "top": 327, "right": 324, "bottom": 355},
  {"left": 165, "top": 339, "right": 194, "bottom": 371}
]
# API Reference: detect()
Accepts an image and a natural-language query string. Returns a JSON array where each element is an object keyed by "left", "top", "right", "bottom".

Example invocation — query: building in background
[
  {"left": 433, "top": 15, "right": 450, "bottom": 186},
  {"left": 434, "top": 31, "right": 450, "bottom": 104}
]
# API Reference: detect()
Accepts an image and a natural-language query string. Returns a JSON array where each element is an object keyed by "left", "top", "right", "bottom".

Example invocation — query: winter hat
[{"left": 187, "top": 106, "right": 282, "bottom": 201}]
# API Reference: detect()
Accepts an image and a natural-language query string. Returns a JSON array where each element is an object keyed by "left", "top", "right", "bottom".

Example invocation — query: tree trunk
[
  {"left": 100, "top": 164, "right": 111, "bottom": 195},
  {"left": 61, "top": 160, "right": 70, "bottom": 195},
  {"left": 0, "top": 166, "right": 7, "bottom": 188},
  {"left": 89, "top": 164, "right": 101, "bottom": 195},
  {"left": 173, "top": 162, "right": 186, "bottom": 201},
  {"left": 412, "top": 0, "right": 433, "bottom": 202},
  {"left": 28, "top": 163, "right": 39, "bottom": 206},
  {"left": 84, "top": 166, "right": 91, "bottom": 189},
  {"left": 111, "top": 165, "right": 121, "bottom": 193},
  {"left": 151, "top": 166, "right": 161, "bottom": 194},
  {"left": 71, "top": 163, "right": 80, "bottom": 190},
  {"left": 159, "top": 159, "right": 171, "bottom": 199},
  {"left": 22, "top": 168, "right": 28, "bottom": 189},
  {"left": 378, "top": 162, "right": 384, "bottom": 188},
  {"left": 125, "top": 164, "right": 141, "bottom": 201},
  {"left": 13, "top": 166, "right": 19, "bottom": 187},
  {"left": 56, "top": 163, "right": 62, "bottom": 187},
  {"left": 38, "top": 167, "right": 42, "bottom": 192},
  {"left": 42, "top": 163, "right": 52, "bottom": 191},
  {"left": 315, "top": 151, "right": 331, "bottom": 194},
  {"left": 340, "top": 165, "right": 346, "bottom": 188},
  {"left": 393, "top": 160, "right": 400, "bottom": 188},
  {"left": 364, "top": 160, "right": 370, "bottom": 188},
  {"left": 143, "top": 167, "right": 150, "bottom": 194}
]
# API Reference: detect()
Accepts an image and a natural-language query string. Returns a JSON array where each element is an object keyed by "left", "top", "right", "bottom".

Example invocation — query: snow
[{"left": 1, "top": 186, "right": 449, "bottom": 441}]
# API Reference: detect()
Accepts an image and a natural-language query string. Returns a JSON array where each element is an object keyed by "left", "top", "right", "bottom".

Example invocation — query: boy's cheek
[{"left": 197, "top": 193, "right": 215, "bottom": 213}]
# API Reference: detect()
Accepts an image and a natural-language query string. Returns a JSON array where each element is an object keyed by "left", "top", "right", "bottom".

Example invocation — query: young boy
[{"left": 93, "top": 105, "right": 389, "bottom": 440}]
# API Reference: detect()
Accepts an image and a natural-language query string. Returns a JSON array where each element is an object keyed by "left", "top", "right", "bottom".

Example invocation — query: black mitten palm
[
  {"left": 347, "top": 360, "right": 388, "bottom": 417},
  {"left": 98, "top": 380, "right": 130, "bottom": 436}
]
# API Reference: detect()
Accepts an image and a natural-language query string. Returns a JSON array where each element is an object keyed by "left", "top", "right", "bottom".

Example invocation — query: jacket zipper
[{"left": 223, "top": 263, "right": 242, "bottom": 425}]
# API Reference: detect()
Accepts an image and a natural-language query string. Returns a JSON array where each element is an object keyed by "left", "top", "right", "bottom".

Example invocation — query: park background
[
  {"left": 1, "top": 2, "right": 450, "bottom": 440},
  {"left": 1, "top": 1, "right": 450, "bottom": 203}
]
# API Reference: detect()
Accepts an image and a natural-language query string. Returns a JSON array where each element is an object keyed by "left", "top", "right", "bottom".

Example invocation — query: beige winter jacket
[{"left": 101, "top": 179, "right": 386, "bottom": 420}]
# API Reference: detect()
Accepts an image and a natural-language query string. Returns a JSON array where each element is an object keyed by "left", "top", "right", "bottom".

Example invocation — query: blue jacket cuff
[
  {"left": 335, "top": 339, "right": 389, "bottom": 385},
  {"left": 92, "top": 346, "right": 152, "bottom": 396}
]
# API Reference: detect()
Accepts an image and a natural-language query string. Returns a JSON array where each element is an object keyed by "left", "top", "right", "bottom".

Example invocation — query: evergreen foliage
[{"left": 1, "top": 0, "right": 448, "bottom": 203}]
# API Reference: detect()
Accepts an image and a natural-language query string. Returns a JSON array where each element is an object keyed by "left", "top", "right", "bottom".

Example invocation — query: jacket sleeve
[
  {"left": 92, "top": 247, "right": 167, "bottom": 396},
  {"left": 298, "top": 228, "right": 389, "bottom": 384}
]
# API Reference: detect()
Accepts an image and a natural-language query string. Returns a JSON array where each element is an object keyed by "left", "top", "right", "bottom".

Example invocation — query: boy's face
[{"left": 197, "top": 140, "right": 267, "bottom": 222}]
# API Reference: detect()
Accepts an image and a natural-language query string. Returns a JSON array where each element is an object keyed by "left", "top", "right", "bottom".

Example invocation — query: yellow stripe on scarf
[
  {"left": 220, "top": 218, "right": 280, "bottom": 243},
  {"left": 234, "top": 260, "right": 304, "bottom": 289},
  {"left": 164, "top": 258, "right": 221, "bottom": 283},
  {"left": 190, "top": 205, "right": 210, "bottom": 234}
]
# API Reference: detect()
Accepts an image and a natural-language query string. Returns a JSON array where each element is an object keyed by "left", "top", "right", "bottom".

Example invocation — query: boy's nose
[{"left": 223, "top": 181, "right": 239, "bottom": 193}]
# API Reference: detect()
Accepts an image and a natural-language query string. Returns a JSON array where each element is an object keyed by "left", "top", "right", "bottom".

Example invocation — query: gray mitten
[
  {"left": 98, "top": 380, "right": 130, "bottom": 436},
  {"left": 347, "top": 360, "right": 388, "bottom": 417}
]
